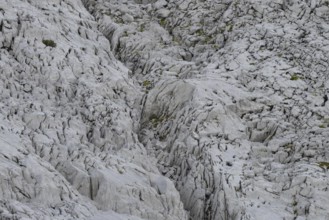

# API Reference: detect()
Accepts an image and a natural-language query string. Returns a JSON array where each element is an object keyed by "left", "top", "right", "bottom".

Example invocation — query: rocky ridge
[{"left": 1, "top": 0, "right": 329, "bottom": 220}]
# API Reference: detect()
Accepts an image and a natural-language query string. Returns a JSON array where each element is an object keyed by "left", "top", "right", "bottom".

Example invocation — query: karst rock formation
[{"left": 1, "top": 0, "right": 329, "bottom": 219}]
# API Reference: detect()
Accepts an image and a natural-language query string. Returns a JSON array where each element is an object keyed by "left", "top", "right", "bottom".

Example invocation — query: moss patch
[{"left": 42, "top": 39, "right": 56, "bottom": 47}]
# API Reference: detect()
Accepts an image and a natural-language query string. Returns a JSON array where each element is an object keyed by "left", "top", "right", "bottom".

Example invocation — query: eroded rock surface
[
  {"left": 0, "top": 0, "right": 186, "bottom": 219},
  {"left": 1, "top": 0, "right": 329, "bottom": 219}
]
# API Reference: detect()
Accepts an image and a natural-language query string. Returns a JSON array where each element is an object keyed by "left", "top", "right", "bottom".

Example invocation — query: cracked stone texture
[
  {"left": 1, "top": 0, "right": 329, "bottom": 220},
  {"left": 0, "top": 0, "right": 187, "bottom": 219}
]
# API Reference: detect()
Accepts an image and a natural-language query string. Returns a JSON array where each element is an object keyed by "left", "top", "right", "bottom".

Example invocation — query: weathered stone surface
[
  {"left": 0, "top": 0, "right": 187, "bottom": 219},
  {"left": 1, "top": 0, "right": 329, "bottom": 219}
]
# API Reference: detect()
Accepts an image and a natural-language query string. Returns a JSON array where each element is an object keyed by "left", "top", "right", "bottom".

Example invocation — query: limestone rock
[{"left": 1, "top": 0, "right": 329, "bottom": 219}]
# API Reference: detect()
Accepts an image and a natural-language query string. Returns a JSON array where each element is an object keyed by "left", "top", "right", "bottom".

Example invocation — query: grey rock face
[
  {"left": 0, "top": 0, "right": 186, "bottom": 219},
  {"left": 1, "top": 0, "right": 329, "bottom": 220}
]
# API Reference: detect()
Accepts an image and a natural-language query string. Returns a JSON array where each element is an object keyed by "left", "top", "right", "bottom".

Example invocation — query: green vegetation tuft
[
  {"left": 226, "top": 23, "right": 233, "bottom": 32},
  {"left": 142, "top": 80, "right": 151, "bottom": 88},
  {"left": 318, "top": 162, "right": 329, "bottom": 169},
  {"left": 149, "top": 114, "right": 167, "bottom": 127},
  {"left": 319, "top": 118, "right": 329, "bottom": 128},
  {"left": 42, "top": 39, "right": 56, "bottom": 48},
  {"left": 290, "top": 74, "right": 299, "bottom": 81},
  {"left": 139, "top": 23, "right": 145, "bottom": 32},
  {"left": 204, "top": 36, "right": 213, "bottom": 43},
  {"left": 159, "top": 18, "right": 166, "bottom": 27},
  {"left": 196, "top": 29, "right": 204, "bottom": 36}
]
